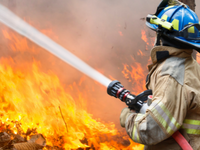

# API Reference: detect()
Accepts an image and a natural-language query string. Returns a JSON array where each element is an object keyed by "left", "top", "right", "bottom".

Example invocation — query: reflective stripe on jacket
[{"left": 120, "top": 46, "right": 200, "bottom": 150}]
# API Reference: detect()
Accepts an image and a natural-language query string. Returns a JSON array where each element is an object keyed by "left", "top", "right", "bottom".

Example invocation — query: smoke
[{"left": 0, "top": 0, "right": 199, "bottom": 128}]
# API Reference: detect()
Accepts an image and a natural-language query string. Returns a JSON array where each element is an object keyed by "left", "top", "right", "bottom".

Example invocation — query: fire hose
[
  {"left": 0, "top": 3, "right": 193, "bottom": 150},
  {"left": 107, "top": 80, "right": 193, "bottom": 150}
]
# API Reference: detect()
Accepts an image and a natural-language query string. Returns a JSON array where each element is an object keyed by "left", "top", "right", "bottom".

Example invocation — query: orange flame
[
  {"left": 141, "top": 30, "right": 149, "bottom": 45},
  {"left": 0, "top": 27, "right": 144, "bottom": 149},
  {"left": 197, "top": 53, "right": 200, "bottom": 64},
  {"left": 141, "top": 29, "right": 156, "bottom": 51},
  {"left": 137, "top": 50, "right": 145, "bottom": 56},
  {"left": 2, "top": 29, "right": 31, "bottom": 52},
  {"left": 122, "top": 57, "right": 147, "bottom": 95},
  {"left": 0, "top": 58, "right": 145, "bottom": 149}
]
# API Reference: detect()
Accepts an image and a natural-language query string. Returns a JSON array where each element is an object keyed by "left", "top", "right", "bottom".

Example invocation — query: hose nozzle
[
  {"left": 107, "top": 80, "right": 152, "bottom": 112},
  {"left": 107, "top": 80, "right": 132, "bottom": 102}
]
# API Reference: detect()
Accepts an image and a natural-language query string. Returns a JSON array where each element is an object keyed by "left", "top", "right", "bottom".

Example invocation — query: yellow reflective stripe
[
  {"left": 184, "top": 119, "right": 200, "bottom": 125},
  {"left": 188, "top": 26, "right": 195, "bottom": 33},
  {"left": 152, "top": 108, "right": 174, "bottom": 135},
  {"left": 183, "top": 129, "right": 200, "bottom": 135},
  {"left": 188, "top": 23, "right": 195, "bottom": 33},
  {"left": 161, "top": 15, "right": 168, "bottom": 21},
  {"left": 181, "top": 119, "right": 200, "bottom": 135},
  {"left": 136, "top": 113, "right": 143, "bottom": 119},
  {"left": 160, "top": 103, "right": 181, "bottom": 129},
  {"left": 131, "top": 115, "right": 141, "bottom": 143},
  {"left": 172, "top": 19, "right": 179, "bottom": 30},
  {"left": 153, "top": 109, "right": 174, "bottom": 135},
  {"left": 151, "top": 102, "right": 180, "bottom": 135},
  {"left": 132, "top": 125, "right": 136, "bottom": 139},
  {"left": 132, "top": 125, "right": 140, "bottom": 143}
]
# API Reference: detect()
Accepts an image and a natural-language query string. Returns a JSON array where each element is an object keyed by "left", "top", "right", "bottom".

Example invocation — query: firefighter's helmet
[{"left": 146, "top": 0, "right": 200, "bottom": 52}]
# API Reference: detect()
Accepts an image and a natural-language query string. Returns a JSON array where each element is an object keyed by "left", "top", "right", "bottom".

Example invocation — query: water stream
[{"left": 0, "top": 4, "right": 112, "bottom": 87}]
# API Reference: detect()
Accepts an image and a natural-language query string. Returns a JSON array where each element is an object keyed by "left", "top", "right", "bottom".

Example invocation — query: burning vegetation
[
  {"left": 0, "top": 26, "right": 149, "bottom": 150},
  {"left": 0, "top": 0, "right": 158, "bottom": 148}
]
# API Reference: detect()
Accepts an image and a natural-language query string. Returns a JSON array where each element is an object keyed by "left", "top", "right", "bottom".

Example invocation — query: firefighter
[{"left": 120, "top": 0, "right": 200, "bottom": 149}]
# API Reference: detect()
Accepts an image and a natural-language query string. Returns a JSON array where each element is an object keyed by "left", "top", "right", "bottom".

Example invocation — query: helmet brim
[
  {"left": 146, "top": 22, "right": 157, "bottom": 31},
  {"left": 175, "top": 37, "right": 200, "bottom": 52},
  {"left": 146, "top": 21, "right": 200, "bottom": 52}
]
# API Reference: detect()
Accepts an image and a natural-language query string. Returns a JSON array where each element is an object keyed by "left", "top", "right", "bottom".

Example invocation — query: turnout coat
[{"left": 120, "top": 46, "right": 200, "bottom": 150}]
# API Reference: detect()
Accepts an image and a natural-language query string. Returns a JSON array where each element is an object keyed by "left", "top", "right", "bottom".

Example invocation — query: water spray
[
  {"left": 0, "top": 4, "right": 151, "bottom": 112},
  {"left": 0, "top": 4, "right": 193, "bottom": 150},
  {"left": 0, "top": 4, "right": 111, "bottom": 87},
  {"left": 0, "top": 4, "right": 151, "bottom": 113}
]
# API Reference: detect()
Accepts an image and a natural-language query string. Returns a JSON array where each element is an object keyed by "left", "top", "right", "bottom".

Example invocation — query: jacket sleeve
[{"left": 120, "top": 75, "right": 187, "bottom": 145}]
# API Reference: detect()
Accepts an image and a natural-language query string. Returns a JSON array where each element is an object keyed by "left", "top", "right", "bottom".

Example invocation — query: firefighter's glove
[{"left": 120, "top": 107, "right": 135, "bottom": 127}]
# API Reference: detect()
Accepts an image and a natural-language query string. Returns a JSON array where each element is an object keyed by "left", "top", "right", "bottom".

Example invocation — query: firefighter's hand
[{"left": 120, "top": 108, "right": 136, "bottom": 127}]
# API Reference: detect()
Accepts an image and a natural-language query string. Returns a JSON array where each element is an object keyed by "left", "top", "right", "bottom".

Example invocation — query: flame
[
  {"left": 122, "top": 57, "right": 146, "bottom": 95},
  {"left": 2, "top": 28, "right": 58, "bottom": 53},
  {"left": 141, "top": 30, "right": 149, "bottom": 45},
  {"left": 197, "top": 52, "right": 200, "bottom": 64},
  {"left": 2, "top": 29, "right": 31, "bottom": 52},
  {"left": 0, "top": 58, "right": 144, "bottom": 149},
  {"left": 137, "top": 50, "right": 145, "bottom": 56},
  {"left": 0, "top": 27, "right": 144, "bottom": 149},
  {"left": 141, "top": 29, "right": 156, "bottom": 51},
  {"left": 122, "top": 29, "right": 154, "bottom": 95}
]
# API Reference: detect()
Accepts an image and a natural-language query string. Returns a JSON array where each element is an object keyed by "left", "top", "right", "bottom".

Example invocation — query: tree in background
[{"left": 180, "top": 0, "right": 195, "bottom": 11}]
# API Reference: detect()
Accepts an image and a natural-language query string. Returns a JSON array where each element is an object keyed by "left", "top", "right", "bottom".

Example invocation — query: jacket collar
[
  {"left": 148, "top": 46, "right": 193, "bottom": 71},
  {"left": 150, "top": 46, "right": 193, "bottom": 64},
  {"left": 146, "top": 46, "right": 193, "bottom": 88}
]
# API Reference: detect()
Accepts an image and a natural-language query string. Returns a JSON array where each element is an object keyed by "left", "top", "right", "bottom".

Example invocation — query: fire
[
  {"left": 137, "top": 50, "right": 145, "bottom": 56},
  {"left": 122, "top": 28, "right": 155, "bottom": 95},
  {"left": 2, "top": 29, "right": 32, "bottom": 52},
  {"left": 122, "top": 57, "right": 147, "bottom": 95},
  {"left": 0, "top": 27, "right": 145, "bottom": 149},
  {"left": 141, "top": 30, "right": 149, "bottom": 45},
  {"left": 197, "top": 52, "right": 200, "bottom": 64},
  {"left": 0, "top": 57, "right": 145, "bottom": 149},
  {"left": 141, "top": 29, "right": 156, "bottom": 51}
]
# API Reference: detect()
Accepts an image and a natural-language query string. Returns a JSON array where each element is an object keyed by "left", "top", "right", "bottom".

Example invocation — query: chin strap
[
  {"left": 171, "top": 23, "right": 200, "bottom": 41},
  {"left": 154, "top": 23, "right": 200, "bottom": 48},
  {"left": 155, "top": 25, "right": 164, "bottom": 46}
]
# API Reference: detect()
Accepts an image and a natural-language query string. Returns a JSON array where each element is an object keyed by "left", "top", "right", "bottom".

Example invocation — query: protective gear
[
  {"left": 120, "top": 46, "right": 200, "bottom": 150},
  {"left": 139, "top": 103, "right": 149, "bottom": 114},
  {"left": 146, "top": 0, "right": 200, "bottom": 52},
  {"left": 120, "top": 108, "right": 134, "bottom": 127}
]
